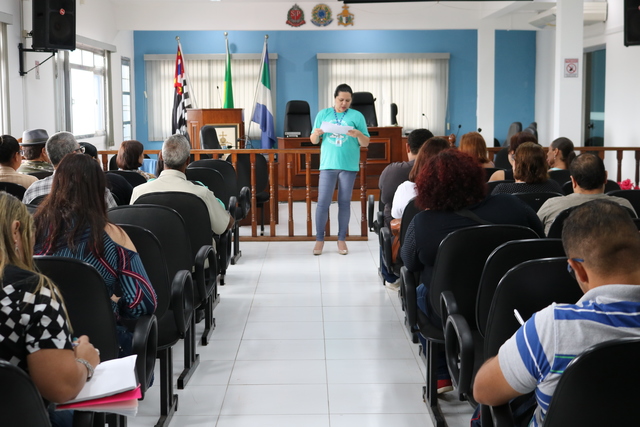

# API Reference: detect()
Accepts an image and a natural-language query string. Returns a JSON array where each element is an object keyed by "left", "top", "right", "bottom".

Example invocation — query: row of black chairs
[
  {"left": 4, "top": 167, "right": 242, "bottom": 425},
  {"left": 398, "top": 225, "right": 580, "bottom": 426}
]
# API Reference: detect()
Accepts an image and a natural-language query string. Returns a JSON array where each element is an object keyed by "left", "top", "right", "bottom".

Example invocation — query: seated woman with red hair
[{"left": 401, "top": 149, "right": 543, "bottom": 391}]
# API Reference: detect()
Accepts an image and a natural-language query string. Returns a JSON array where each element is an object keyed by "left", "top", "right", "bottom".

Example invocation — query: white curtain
[
  {"left": 318, "top": 54, "right": 449, "bottom": 135},
  {"left": 145, "top": 55, "right": 277, "bottom": 141}
]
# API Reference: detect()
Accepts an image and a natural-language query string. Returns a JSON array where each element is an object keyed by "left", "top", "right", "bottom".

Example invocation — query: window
[
  {"left": 318, "top": 54, "right": 449, "bottom": 135},
  {"left": 0, "top": 22, "right": 9, "bottom": 135},
  {"left": 144, "top": 54, "right": 277, "bottom": 142},
  {"left": 122, "top": 57, "right": 132, "bottom": 141},
  {"left": 64, "top": 45, "right": 110, "bottom": 144}
]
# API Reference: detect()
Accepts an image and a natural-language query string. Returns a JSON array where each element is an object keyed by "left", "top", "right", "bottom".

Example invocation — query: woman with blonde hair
[
  {"left": 459, "top": 131, "right": 494, "bottom": 168},
  {"left": 0, "top": 193, "right": 99, "bottom": 421}
]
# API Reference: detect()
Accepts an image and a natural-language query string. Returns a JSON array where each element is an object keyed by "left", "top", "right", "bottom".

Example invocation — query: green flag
[{"left": 224, "top": 37, "right": 234, "bottom": 108}]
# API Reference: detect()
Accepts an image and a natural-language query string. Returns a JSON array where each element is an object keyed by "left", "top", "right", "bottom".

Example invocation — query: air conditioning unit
[{"left": 529, "top": 2, "right": 608, "bottom": 29}]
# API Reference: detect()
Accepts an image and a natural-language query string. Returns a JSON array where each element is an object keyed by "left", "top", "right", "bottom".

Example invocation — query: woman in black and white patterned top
[{"left": 0, "top": 193, "right": 100, "bottom": 406}]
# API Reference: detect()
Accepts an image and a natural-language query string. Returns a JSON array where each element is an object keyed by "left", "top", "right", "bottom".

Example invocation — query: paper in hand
[{"left": 320, "top": 121, "right": 353, "bottom": 136}]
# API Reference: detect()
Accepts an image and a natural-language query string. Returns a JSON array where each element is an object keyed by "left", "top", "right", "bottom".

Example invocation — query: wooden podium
[{"left": 186, "top": 108, "right": 245, "bottom": 149}]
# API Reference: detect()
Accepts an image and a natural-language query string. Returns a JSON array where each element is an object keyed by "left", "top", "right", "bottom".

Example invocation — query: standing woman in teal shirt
[{"left": 310, "top": 84, "right": 370, "bottom": 255}]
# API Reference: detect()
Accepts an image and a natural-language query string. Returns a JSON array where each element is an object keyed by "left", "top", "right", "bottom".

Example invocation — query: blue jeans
[{"left": 316, "top": 169, "right": 357, "bottom": 241}]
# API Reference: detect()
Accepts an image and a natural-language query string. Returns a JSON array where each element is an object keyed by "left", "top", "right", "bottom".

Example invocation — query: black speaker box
[
  {"left": 625, "top": 0, "right": 640, "bottom": 47},
  {"left": 32, "top": 0, "right": 76, "bottom": 51}
]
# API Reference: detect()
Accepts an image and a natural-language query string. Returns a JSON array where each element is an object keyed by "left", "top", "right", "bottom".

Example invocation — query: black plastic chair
[
  {"left": 185, "top": 167, "right": 235, "bottom": 281},
  {"left": 390, "top": 103, "right": 398, "bottom": 126},
  {"left": 503, "top": 121, "right": 522, "bottom": 147},
  {"left": 26, "top": 170, "right": 53, "bottom": 180},
  {"left": 407, "top": 224, "right": 538, "bottom": 427},
  {"left": 0, "top": 360, "right": 52, "bottom": 426},
  {"left": 548, "top": 203, "right": 636, "bottom": 238},
  {"left": 284, "top": 100, "right": 312, "bottom": 137},
  {"left": 512, "top": 192, "right": 563, "bottom": 212},
  {"left": 381, "top": 198, "right": 420, "bottom": 298},
  {"left": 487, "top": 180, "right": 514, "bottom": 194},
  {"left": 117, "top": 224, "right": 196, "bottom": 426},
  {"left": 482, "top": 258, "right": 583, "bottom": 426},
  {"left": 606, "top": 189, "right": 640, "bottom": 214},
  {"left": 543, "top": 337, "right": 640, "bottom": 426},
  {"left": 232, "top": 153, "right": 270, "bottom": 236},
  {"left": 367, "top": 194, "right": 384, "bottom": 233},
  {"left": 34, "top": 256, "right": 158, "bottom": 426},
  {"left": 563, "top": 179, "right": 620, "bottom": 195},
  {"left": 28, "top": 194, "right": 47, "bottom": 206},
  {"left": 133, "top": 193, "right": 219, "bottom": 345},
  {"left": 546, "top": 207, "right": 574, "bottom": 239},
  {"left": 108, "top": 205, "right": 203, "bottom": 425},
  {"left": 106, "top": 170, "right": 147, "bottom": 188},
  {"left": 0, "top": 182, "right": 27, "bottom": 199},
  {"left": 350, "top": 92, "right": 378, "bottom": 127},
  {"left": 483, "top": 168, "right": 502, "bottom": 182},
  {"left": 189, "top": 158, "right": 250, "bottom": 264},
  {"left": 493, "top": 147, "right": 511, "bottom": 170},
  {"left": 444, "top": 238, "right": 565, "bottom": 406},
  {"left": 548, "top": 169, "right": 571, "bottom": 190},
  {"left": 200, "top": 125, "right": 222, "bottom": 150}
]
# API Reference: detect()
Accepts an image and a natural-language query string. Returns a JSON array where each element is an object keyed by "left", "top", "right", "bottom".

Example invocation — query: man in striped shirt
[{"left": 473, "top": 199, "right": 640, "bottom": 426}]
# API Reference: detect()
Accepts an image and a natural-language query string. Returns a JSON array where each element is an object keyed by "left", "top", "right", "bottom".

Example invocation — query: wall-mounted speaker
[
  {"left": 32, "top": 0, "right": 76, "bottom": 51},
  {"left": 625, "top": 0, "right": 640, "bottom": 47}
]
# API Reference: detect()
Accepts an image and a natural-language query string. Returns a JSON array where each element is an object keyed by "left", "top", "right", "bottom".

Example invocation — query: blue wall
[
  {"left": 494, "top": 30, "right": 536, "bottom": 145},
  {"left": 133, "top": 29, "right": 535, "bottom": 149}
]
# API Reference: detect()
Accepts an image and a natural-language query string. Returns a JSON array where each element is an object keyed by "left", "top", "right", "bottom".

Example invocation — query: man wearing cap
[
  {"left": 0, "top": 134, "right": 38, "bottom": 188},
  {"left": 17, "top": 129, "right": 54, "bottom": 174},
  {"left": 23, "top": 131, "right": 117, "bottom": 207}
]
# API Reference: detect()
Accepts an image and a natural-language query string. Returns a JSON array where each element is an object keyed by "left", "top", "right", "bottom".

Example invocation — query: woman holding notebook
[
  {"left": 310, "top": 83, "right": 370, "bottom": 256},
  {"left": 0, "top": 193, "right": 99, "bottom": 424}
]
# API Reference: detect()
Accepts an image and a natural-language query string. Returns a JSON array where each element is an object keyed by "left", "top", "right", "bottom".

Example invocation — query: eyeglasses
[
  {"left": 18, "top": 150, "right": 24, "bottom": 156},
  {"left": 74, "top": 146, "right": 85, "bottom": 154},
  {"left": 567, "top": 258, "right": 584, "bottom": 280}
]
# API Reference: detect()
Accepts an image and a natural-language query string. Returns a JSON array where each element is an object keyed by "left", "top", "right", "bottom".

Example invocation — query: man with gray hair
[
  {"left": 130, "top": 134, "right": 233, "bottom": 235},
  {"left": 23, "top": 131, "right": 117, "bottom": 207}
]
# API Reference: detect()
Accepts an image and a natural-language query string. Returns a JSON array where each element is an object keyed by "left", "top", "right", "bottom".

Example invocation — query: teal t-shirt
[{"left": 313, "top": 108, "right": 370, "bottom": 172}]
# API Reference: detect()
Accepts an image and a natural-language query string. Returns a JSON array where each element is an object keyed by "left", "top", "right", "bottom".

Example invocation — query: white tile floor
[{"left": 128, "top": 203, "right": 474, "bottom": 427}]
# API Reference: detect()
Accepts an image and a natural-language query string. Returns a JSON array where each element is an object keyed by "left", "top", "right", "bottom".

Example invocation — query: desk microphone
[
  {"left": 216, "top": 86, "right": 223, "bottom": 108},
  {"left": 477, "top": 128, "right": 482, "bottom": 133},
  {"left": 455, "top": 124, "right": 462, "bottom": 140},
  {"left": 421, "top": 113, "right": 430, "bottom": 131}
]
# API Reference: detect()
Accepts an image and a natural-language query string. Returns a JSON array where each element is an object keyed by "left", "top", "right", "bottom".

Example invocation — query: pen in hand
[{"left": 514, "top": 309, "right": 525, "bottom": 326}]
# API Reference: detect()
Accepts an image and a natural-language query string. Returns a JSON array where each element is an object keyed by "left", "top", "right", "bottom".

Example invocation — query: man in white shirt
[{"left": 130, "top": 134, "right": 234, "bottom": 236}]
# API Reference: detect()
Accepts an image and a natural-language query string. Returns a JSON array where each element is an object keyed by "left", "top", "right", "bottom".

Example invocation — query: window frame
[
  {"left": 121, "top": 56, "right": 132, "bottom": 141},
  {"left": 57, "top": 43, "right": 114, "bottom": 146}
]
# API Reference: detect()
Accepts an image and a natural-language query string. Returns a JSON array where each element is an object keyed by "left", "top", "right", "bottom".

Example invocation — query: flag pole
[
  {"left": 176, "top": 36, "right": 198, "bottom": 109},
  {"left": 246, "top": 34, "right": 269, "bottom": 149}
]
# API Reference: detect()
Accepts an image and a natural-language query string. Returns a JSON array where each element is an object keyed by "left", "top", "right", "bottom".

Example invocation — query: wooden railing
[
  {"left": 98, "top": 148, "right": 369, "bottom": 241},
  {"left": 488, "top": 146, "right": 640, "bottom": 184}
]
